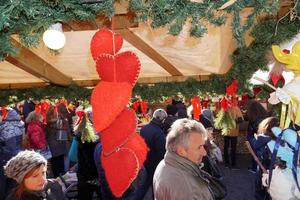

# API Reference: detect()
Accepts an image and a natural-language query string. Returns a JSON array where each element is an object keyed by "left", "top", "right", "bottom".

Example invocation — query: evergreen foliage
[
  {"left": 0, "top": 0, "right": 114, "bottom": 60},
  {"left": 1, "top": 1, "right": 300, "bottom": 105},
  {"left": 0, "top": 0, "right": 282, "bottom": 60},
  {"left": 214, "top": 109, "right": 236, "bottom": 135}
]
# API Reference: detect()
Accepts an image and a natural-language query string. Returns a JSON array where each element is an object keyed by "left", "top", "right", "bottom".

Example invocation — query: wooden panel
[
  {"left": 138, "top": 75, "right": 209, "bottom": 83},
  {"left": 72, "top": 75, "right": 209, "bottom": 86},
  {"left": 73, "top": 79, "right": 100, "bottom": 87},
  {"left": 0, "top": 82, "right": 48, "bottom": 89},
  {"left": 63, "top": 13, "right": 138, "bottom": 31},
  {"left": 116, "top": 29, "right": 183, "bottom": 76},
  {"left": 5, "top": 38, "right": 72, "bottom": 86}
]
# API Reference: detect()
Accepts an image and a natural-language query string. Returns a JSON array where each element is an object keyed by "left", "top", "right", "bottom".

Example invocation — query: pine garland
[
  {"left": 214, "top": 109, "right": 236, "bottom": 136},
  {"left": 0, "top": 0, "right": 114, "bottom": 60},
  {"left": 1, "top": 1, "right": 300, "bottom": 106},
  {"left": 129, "top": 0, "right": 280, "bottom": 46},
  {"left": 0, "top": 0, "right": 282, "bottom": 60}
]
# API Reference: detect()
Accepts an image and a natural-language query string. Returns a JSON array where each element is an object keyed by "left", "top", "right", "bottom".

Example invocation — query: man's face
[{"left": 182, "top": 132, "right": 207, "bottom": 165}]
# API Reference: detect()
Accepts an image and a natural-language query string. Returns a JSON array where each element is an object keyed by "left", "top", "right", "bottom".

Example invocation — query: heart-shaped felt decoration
[
  {"left": 90, "top": 28, "right": 123, "bottom": 60},
  {"left": 101, "top": 108, "right": 137, "bottom": 154},
  {"left": 102, "top": 147, "right": 140, "bottom": 197},
  {"left": 91, "top": 81, "right": 132, "bottom": 132},
  {"left": 123, "top": 133, "right": 148, "bottom": 164},
  {"left": 96, "top": 51, "right": 141, "bottom": 86}
]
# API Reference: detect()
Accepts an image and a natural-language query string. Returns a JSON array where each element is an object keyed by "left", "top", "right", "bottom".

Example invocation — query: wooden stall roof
[{"left": 0, "top": 3, "right": 254, "bottom": 89}]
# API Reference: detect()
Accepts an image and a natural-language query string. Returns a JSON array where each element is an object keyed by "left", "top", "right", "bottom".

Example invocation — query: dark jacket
[
  {"left": 140, "top": 118, "right": 166, "bottom": 180},
  {"left": 247, "top": 117, "right": 265, "bottom": 145},
  {"left": 76, "top": 134, "right": 98, "bottom": 182},
  {"left": 162, "top": 115, "right": 178, "bottom": 135},
  {"left": 45, "top": 120, "right": 68, "bottom": 157},
  {"left": 6, "top": 179, "right": 66, "bottom": 200}
]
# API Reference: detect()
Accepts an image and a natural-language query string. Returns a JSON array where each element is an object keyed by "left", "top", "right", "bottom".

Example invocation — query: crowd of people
[{"left": 0, "top": 97, "right": 297, "bottom": 200}]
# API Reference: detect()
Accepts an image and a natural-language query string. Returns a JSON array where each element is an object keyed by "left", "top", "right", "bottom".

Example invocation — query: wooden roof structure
[{"left": 0, "top": 2, "right": 255, "bottom": 89}]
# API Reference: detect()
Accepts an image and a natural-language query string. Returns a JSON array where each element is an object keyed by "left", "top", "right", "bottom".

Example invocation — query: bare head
[{"left": 166, "top": 118, "right": 207, "bottom": 164}]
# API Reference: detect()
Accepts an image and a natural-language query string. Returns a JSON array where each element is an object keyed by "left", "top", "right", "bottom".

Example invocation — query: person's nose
[{"left": 40, "top": 175, "right": 46, "bottom": 184}]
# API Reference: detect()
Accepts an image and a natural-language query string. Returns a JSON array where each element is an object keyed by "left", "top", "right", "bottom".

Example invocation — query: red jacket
[{"left": 27, "top": 121, "right": 47, "bottom": 149}]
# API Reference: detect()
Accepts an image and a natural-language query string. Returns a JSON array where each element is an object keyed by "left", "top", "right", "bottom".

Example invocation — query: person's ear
[{"left": 176, "top": 145, "right": 187, "bottom": 157}]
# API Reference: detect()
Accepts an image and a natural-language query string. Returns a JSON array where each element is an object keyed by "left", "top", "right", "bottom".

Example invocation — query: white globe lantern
[{"left": 43, "top": 23, "right": 66, "bottom": 50}]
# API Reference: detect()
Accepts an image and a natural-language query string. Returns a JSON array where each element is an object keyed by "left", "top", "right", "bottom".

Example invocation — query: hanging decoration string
[{"left": 112, "top": 16, "right": 116, "bottom": 82}]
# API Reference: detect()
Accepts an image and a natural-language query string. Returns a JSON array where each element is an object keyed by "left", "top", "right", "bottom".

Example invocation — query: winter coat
[
  {"left": 45, "top": 120, "right": 68, "bottom": 157},
  {"left": 140, "top": 118, "right": 166, "bottom": 180},
  {"left": 6, "top": 179, "right": 66, "bottom": 200},
  {"left": 27, "top": 121, "right": 47, "bottom": 150},
  {"left": 76, "top": 134, "right": 98, "bottom": 182},
  {"left": 162, "top": 115, "right": 178, "bottom": 135},
  {"left": 153, "top": 151, "right": 214, "bottom": 200},
  {"left": 0, "top": 110, "right": 24, "bottom": 156}
]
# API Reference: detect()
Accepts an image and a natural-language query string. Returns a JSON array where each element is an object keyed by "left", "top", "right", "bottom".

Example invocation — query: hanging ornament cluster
[
  {"left": 34, "top": 100, "right": 49, "bottom": 124},
  {"left": 132, "top": 99, "right": 148, "bottom": 115},
  {"left": 1, "top": 106, "right": 7, "bottom": 120},
  {"left": 90, "top": 28, "right": 147, "bottom": 197},
  {"left": 191, "top": 96, "right": 201, "bottom": 120},
  {"left": 214, "top": 80, "right": 239, "bottom": 135}
]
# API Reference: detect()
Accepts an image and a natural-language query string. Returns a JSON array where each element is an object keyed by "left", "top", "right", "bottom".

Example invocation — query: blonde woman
[{"left": 73, "top": 108, "right": 100, "bottom": 200}]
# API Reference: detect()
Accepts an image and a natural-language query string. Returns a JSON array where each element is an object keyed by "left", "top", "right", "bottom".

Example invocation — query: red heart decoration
[
  {"left": 102, "top": 148, "right": 139, "bottom": 197},
  {"left": 91, "top": 81, "right": 132, "bottom": 132},
  {"left": 270, "top": 73, "right": 285, "bottom": 87},
  {"left": 101, "top": 108, "right": 137, "bottom": 154},
  {"left": 96, "top": 51, "right": 141, "bottom": 86},
  {"left": 124, "top": 133, "right": 148, "bottom": 164},
  {"left": 101, "top": 133, "right": 148, "bottom": 197},
  {"left": 90, "top": 28, "right": 123, "bottom": 60}
]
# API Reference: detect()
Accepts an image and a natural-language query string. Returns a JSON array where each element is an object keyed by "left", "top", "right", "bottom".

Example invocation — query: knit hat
[{"left": 4, "top": 150, "right": 47, "bottom": 183}]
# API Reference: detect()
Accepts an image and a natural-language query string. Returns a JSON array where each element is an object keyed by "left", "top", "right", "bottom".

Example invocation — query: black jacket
[
  {"left": 6, "top": 179, "right": 66, "bottom": 200},
  {"left": 140, "top": 118, "right": 166, "bottom": 179}
]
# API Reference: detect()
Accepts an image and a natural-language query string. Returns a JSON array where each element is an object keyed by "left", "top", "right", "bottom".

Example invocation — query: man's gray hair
[
  {"left": 152, "top": 109, "right": 167, "bottom": 121},
  {"left": 166, "top": 118, "right": 207, "bottom": 152}
]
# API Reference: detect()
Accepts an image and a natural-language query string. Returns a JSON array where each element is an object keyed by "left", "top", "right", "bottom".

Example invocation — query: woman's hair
[
  {"left": 257, "top": 117, "right": 279, "bottom": 140},
  {"left": 13, "top": 164, "right": 44, "bottom": 200},
  {"left": 57, "top": 103, "right": 68, "bottom": 119},
  {"left": 166, "top": 118, "right": 207, "bottom": 152},
  {"left": 246, "top": 100, "right": 268, "bottom": 122},
  {"left": 74, "top": 115, "right": 97, "bottom": 143},
  {"left": 25, "top": 111, "right": 42, "bottom": 123},
  {"left": 46, "top": 105, "right": 57, "bottom": 124}
]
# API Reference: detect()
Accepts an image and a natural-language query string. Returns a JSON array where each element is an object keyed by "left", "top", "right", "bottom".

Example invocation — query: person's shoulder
[{"left": 154, "top": 160, "right": 186, "bottom": 183}]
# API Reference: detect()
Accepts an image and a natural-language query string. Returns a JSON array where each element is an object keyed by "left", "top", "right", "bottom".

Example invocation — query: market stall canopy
[{"left": 0, "top": 8, "right": 252, "bottom": 89}]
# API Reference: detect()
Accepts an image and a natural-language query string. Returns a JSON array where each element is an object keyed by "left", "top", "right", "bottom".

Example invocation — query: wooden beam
[
  {"left": 0, "top": 82, "right": 48, "bottom": 89},
  {"left": 72, "top": 75, "right": 209, "bottom": 87},
  {"left": 138, "top": 75, "right": 209, "bottom": 84},
  {"left": 115, "top": 29, "right": 183, "bottom": 76},
  {"left": 63, "top": 13, "right": 138, "bottom": 32},
  {"left": 5, "top": 38, "right": 73, "bottom": 86},
  {"left": 73, "top": 79, "right": 100, "bottom": 87}
]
